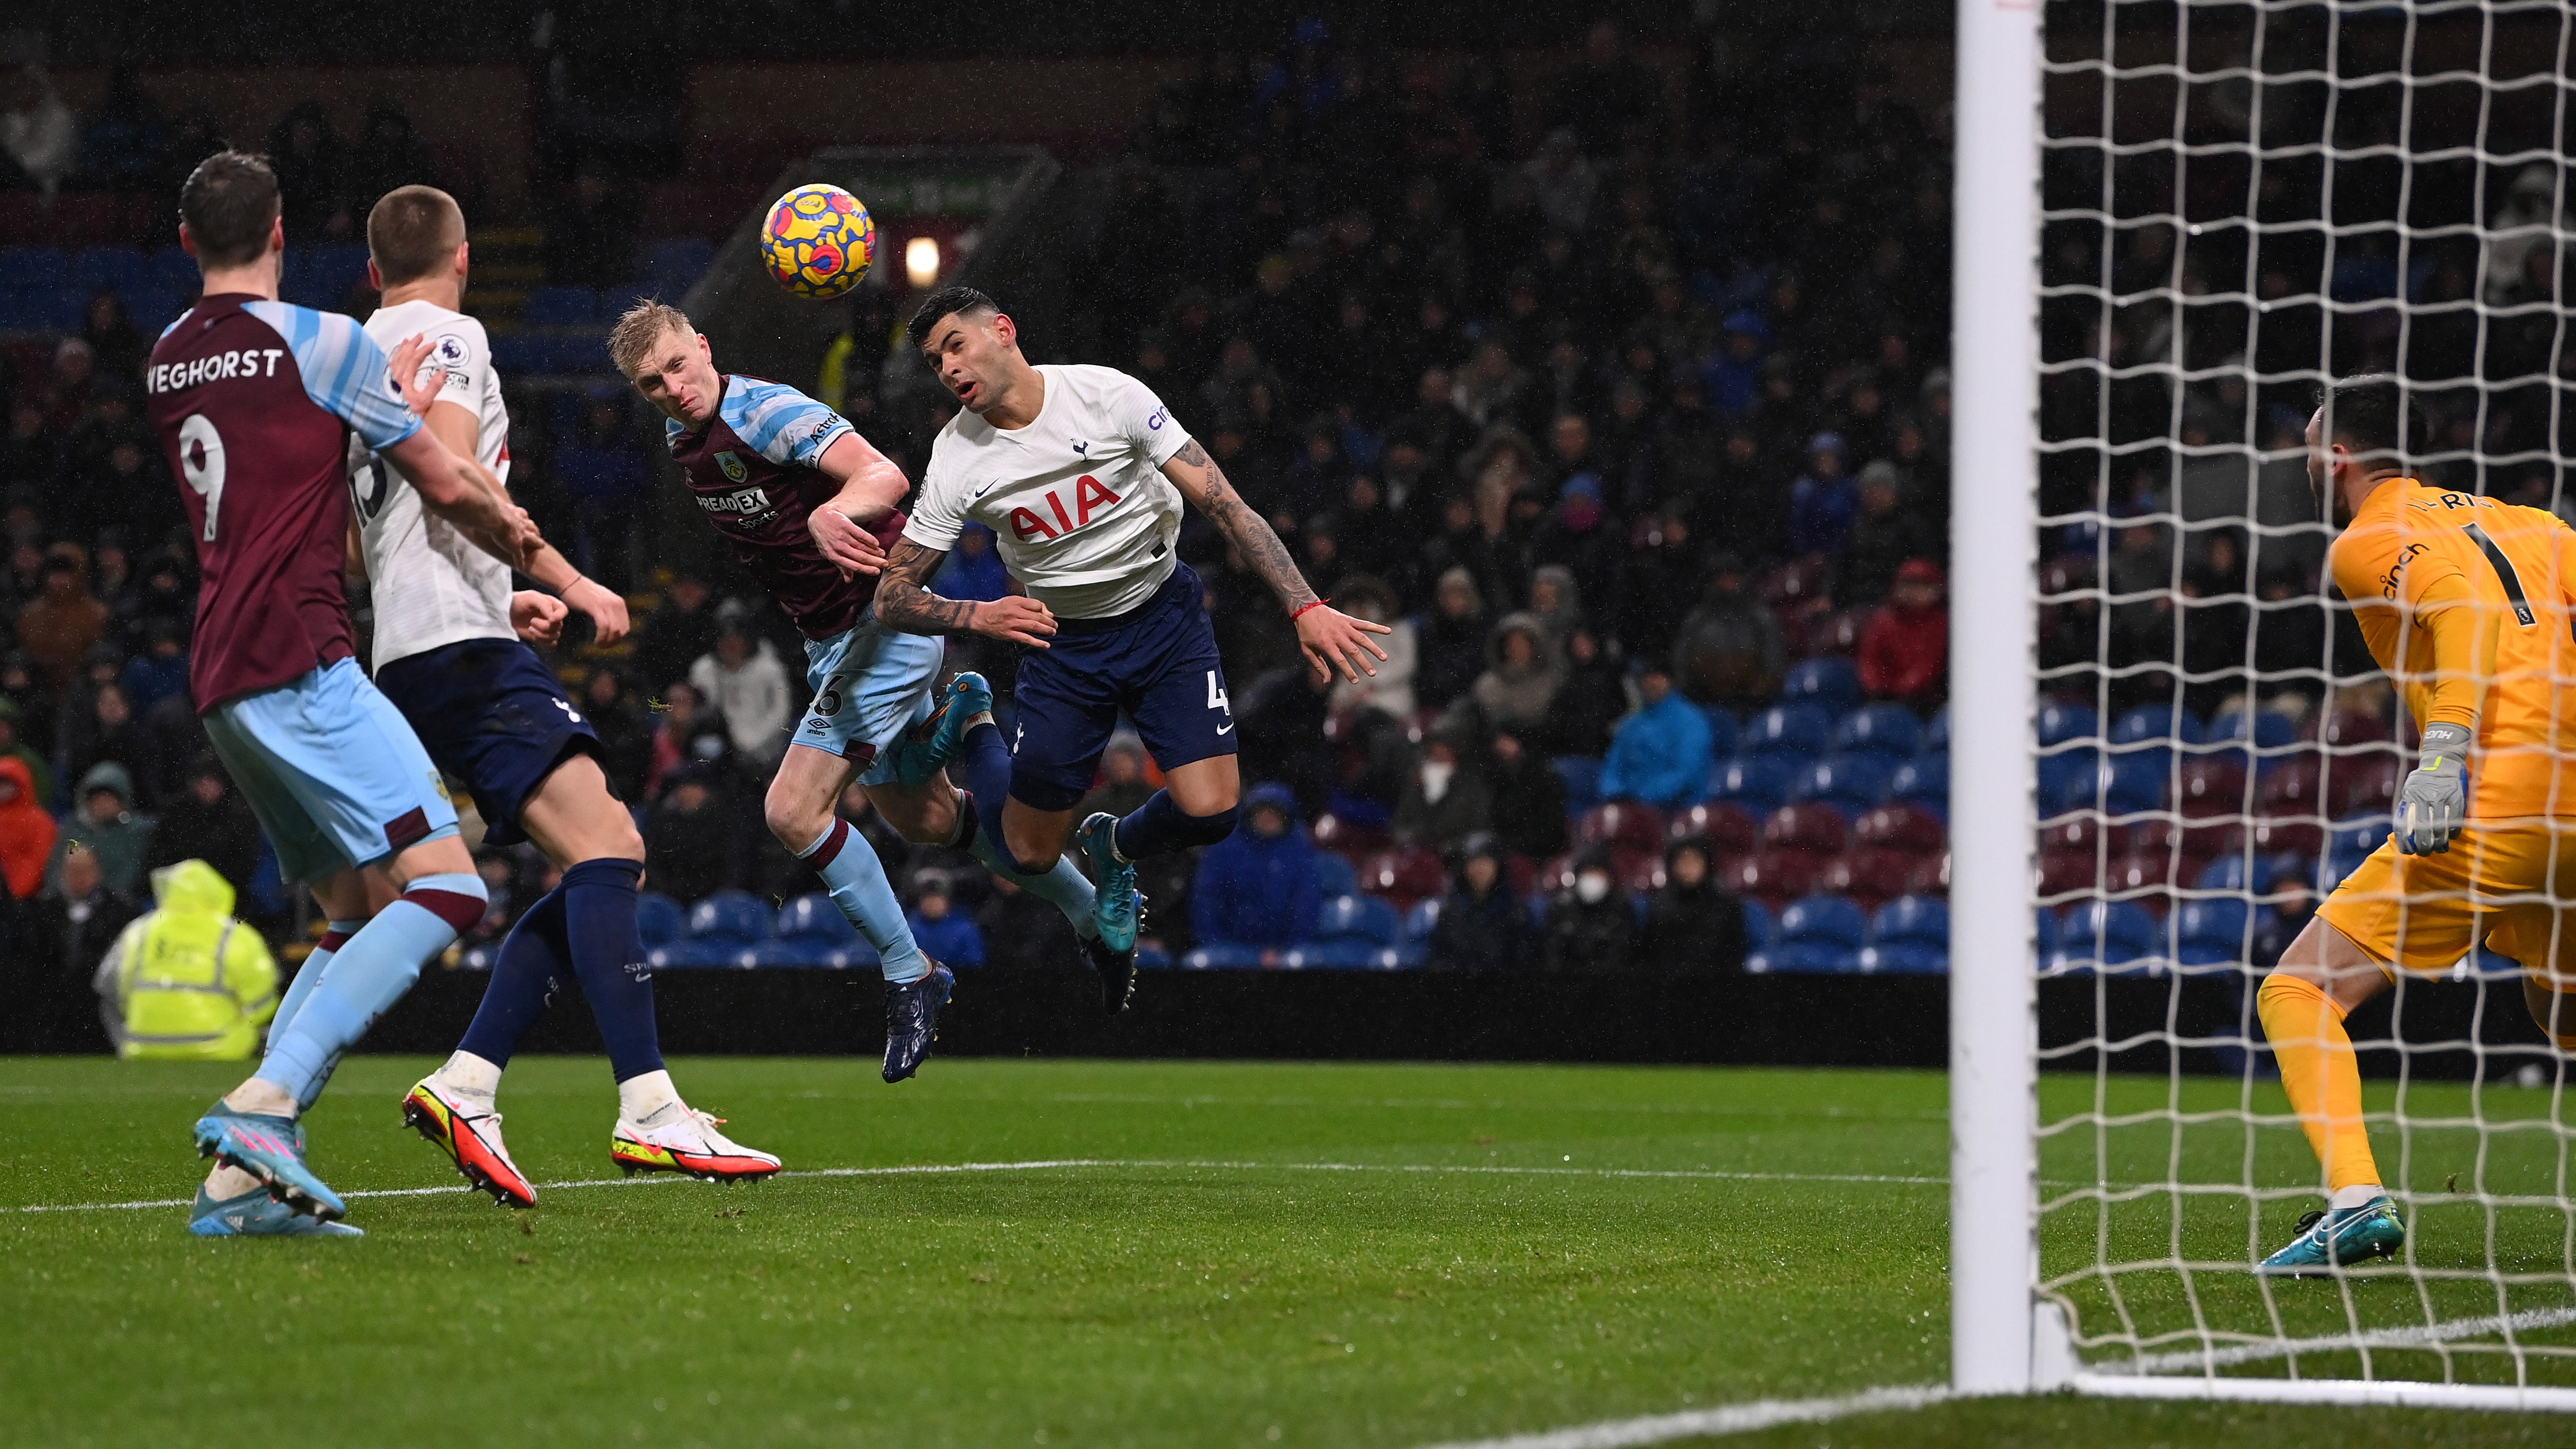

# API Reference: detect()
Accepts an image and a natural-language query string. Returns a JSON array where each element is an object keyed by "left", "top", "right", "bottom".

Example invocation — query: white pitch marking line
[
  {"left": 9, "top": 1157, "right": 1944, "bottom": 1216},
  {"left": 2111, "top": 1304, "right": 2576, "bottom": 1374},
  {"left": 1410, "top": 1383, "right": 1954, "bottom": 1449}
]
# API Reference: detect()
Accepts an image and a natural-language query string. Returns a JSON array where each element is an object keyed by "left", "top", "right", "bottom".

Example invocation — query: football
[{"left": 759, "top": 183, "right": 876, "bottom": 299}]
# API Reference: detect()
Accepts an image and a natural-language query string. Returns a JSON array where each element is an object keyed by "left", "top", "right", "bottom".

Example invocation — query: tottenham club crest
[{"left": 716, "top": 450, "right": 748, "bottom": 482}]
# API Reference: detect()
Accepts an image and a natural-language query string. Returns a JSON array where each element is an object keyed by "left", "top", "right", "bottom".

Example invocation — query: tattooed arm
[
  {"left": 1159, "top": 437, "right": 1391, "bottom": 683},
  {"left": 872, "top": 537, "right": 1058, "bottom": 647}
]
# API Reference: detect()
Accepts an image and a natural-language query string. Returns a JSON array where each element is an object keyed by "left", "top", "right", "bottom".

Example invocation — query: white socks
[
  {"left": 435, "top": 1050, "right": 503, "bottom": 1107},
  {"left": 2330, "top": 1183, "right": 2386, "bottom": 1210},
  {"left": 205, "top": 1163, "right": 263, "bottom": 1198},
  {"left": 618, "top": 1069, "right": 682, "bottom": 1127}
]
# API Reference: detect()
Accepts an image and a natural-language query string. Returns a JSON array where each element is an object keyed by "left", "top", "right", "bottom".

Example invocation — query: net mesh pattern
[{"left": 2033, "top": 0, "right": 2576, "bottom": 1384}]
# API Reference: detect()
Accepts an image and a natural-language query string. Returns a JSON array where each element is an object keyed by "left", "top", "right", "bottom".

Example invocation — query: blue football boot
[
  {"left": 882, "top": 963, "right": 955, "bottom": 1083},
  {"left": 882, "top": 671, "right": 993, "bottom": 787},
  {"left": 193, "top": 1100, "right": 346, "bottom": 1221},
  {"left": 1076, "top": 812, "right": 1141, "bottom": 954},
  {"left": 2259, "top": 1196, "right": 2406, "bottom": 1277},
  {"left": 188, "top": 1184, "right": 364, "bottom": 1238}
]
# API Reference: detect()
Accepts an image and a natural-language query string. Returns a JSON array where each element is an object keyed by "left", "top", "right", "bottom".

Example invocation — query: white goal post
[{"left": 1950, "top": 0, "right": 2576, "bottom": 1411}]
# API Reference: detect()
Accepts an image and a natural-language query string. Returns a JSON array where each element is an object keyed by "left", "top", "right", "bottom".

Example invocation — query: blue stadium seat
[
  {"left": 1552, "top": 755, "right": 1603, "bottom": 811},
  {"left": 1401, "top": 897, "right": 1442, "bottom": 943},
  {"left": 1890, "top": 753, "right": 1948, "bottom": 814},
  {"left": 1181, "top": 943, "right": 1266, "bottom": 969},
  {"left": 2112, "top": 705, "right": 2207, "bottom": 749},
  {"left": 0, "top": 247, "right": 63, "bottom": 289},
  {"left": 1709, "top": 756, "right": 1796, "bottom": 815},
  {"left": 2172, "top": 898, "right": 2257, "bottom": 970},
  {"left": 145, "top": 246, "right": 199, "bottom": 291},
  {"left": 1309, "top": 893, "right": 1400, "bottom": 945},
  {"left": 1744, "top": 894, "right": 1868, "bottom": 974},
  {"left": 522, "top": 285, "right": 599, "bottom": 326},
  {"left": 1859, "top": 894, "right": 1949, "bottom": 974},
  {"left": 8, "top": 286, "right": 83, "bottom": 329},
  {"left": 1742, "top": 704, "right": 1834, "bottom": 761},
  {"left": 1834, "top": 705, "right": 1921, "bottom": 762},
  {"left": 2330, "top": 813, "right": 2393, "bottom": 859},
  {"left": 2203, "top": 708, "right": 2298, "bottom": 774},
  {"left": 1791, "top": 755, "right": 1894, "bottom": 815},
  {"left": 2090, "top": 756, "right": 2168, "bottom": 816},
  {"left": 655, "top": 889, "right": 770, "bottom": 968},
  {"left": 1312, "top": 851, "right": 1358, "bottom": 899},
  {"left": 1700, "top": 707, "right": 1741, "bottom": 761},
  {"left": 752, "top": 892, "right": 873, "bottom": 969},
  {"left": 2035, "top": 906, "right": 2060, "bottom": 960},
  {"left": 635, "top": 892, "right": 684, "bottom": 948},
  {"left": 1782, "top": 657, "right": 1862, "bottom": 714},
  {"left": 2048, "top": 899, "right": 2161, "bottom": 977},
  {"left": 2035, "top": 702, "right": 2098, "bottom": 749},
  {"left": 2034, "top": 750, "right": 2095, "bottom": 815},
  {"left": 121, "top": 284, "right": 184, "bottom": 336},
  {"left": 1742, "top": 897, "right": 1776, "bottom": 949},
  {"left": 1924, "top": 706, "right": 1951, "bottom": 753}
]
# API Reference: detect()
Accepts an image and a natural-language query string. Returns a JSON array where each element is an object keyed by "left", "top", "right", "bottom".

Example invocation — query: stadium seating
[
  {"left": 1667, "top": 801, "right": 1759, "bottom": 862},
  {"left": 2258, "top": 754, "right": 2325, "bottom": 815},
  {"left": 1761, "top": 803, "right": 1850, "bottom": 856},
  {"left": 1576, "top": 802, "right": 1667, "bottom": 855},
  {"left": 1700, "top": 707, "right": 1741, "bottom": 761},
  {"left": 1708, "top": 756, "right": 1796, "bottom": 814},
  {"left": 1310, "top": 812, "right": 1389, "bottom": 861},
  {"left": 1182, "top": 943, "right": 1267, "bottom": 969},
  {"left": 2315, "top": 709, "right": 2392, "bottom": 748},
  {"left": 1358, "top": 846, "right": 1448, "bottom": 910},
  {"left": 1313, "top": 852, "right": 1359, "bottom": 899},
  {"left": 523, "top": 285, "right": 602, "bottom": 326},
  {"left": 2033, "top": 751, "right": 2096, "bottom": 815},
  {"left": 1790, "top": 755, "right": 1894, "bottom": 815},
  {"left": 1924, "top": 706, "right": 1951, "bottom": 753},
  {"left": 2035, "top": 702, "right": 2097, "bottom": 749},
  {"left": 1740, "top": 704, "right": 1835, "bottom": 761},
  {"left": 2171, "top": 898, "right": 2257, "bottom": 970},
  {"left": 1904, "top": 853, "right": 1950, "bottom": 897},
  {"left": 1833, "top": 705, "right": 1922, "bottom": 762},
  {"left": 754, "top": 893, "right": 874, "bottom": 969},
  {"left": 1400, "top": 898, "right": 1442, "bottom": 947},
  {"left": 2204, "top": 708, "right": 2298, "bottom": 775},
  {"left": 2326, "top": 754, "right": 2403, "bottom": 817},
  {"left": 636, "top": 892, "right": 684, "bottom": 949},
  {"left": 1724, "top": 850, "right": 1823, "bottom": 912},
  {"left": 2172, "top": 758, "right": 2248, "bottom": 818},
  {"left": 1743, "top": 895, "right": 1868, "bottom": 974},
  {"left": 1780, "top": 658, "right": 1861, "bottom": 714},
  {"left": 653, "top": 890, "right": 770, "bottom": 968},
  {"left": 1281, "top": 894, "right": 1408, "bottom": 970},
  {"left": 1852, "top": 804, "right": 1946, "bottom": 858},
  {"left": 2112, "top": 704, "right": 2206, "bottom": 751},
  {"left": 2089, "top": 757, "right": 2168, "bottom": 816},
  {"left": 2047, "top": 899, "right": 2161, "bottom": 976},
  {"left": 1890, "top": 753, "right": 1947, "bottom": 812},
  {"left": 1552, "top": 756, "right": 1604, "bottom": 812},
  {"left": 1858, "top": 895, "right": 1949, "bottom": 973},
  {"left": 1817, "top": 848, "right": 1915, "bottom": 912},
  {"left": 0, "top": 246, "right": 62, "bottom": 289},
  {"left": 1742, "top": 898, "right": 1776, "bottom": 949}
]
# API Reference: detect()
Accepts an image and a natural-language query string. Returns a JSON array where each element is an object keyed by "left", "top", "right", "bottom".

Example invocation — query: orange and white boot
[
  {"left": 609, "top": 1107, "right": 782, "bottom": 1182},
  {"left": 403, "top": 1075, "right": 537, "bottom": 1208}
]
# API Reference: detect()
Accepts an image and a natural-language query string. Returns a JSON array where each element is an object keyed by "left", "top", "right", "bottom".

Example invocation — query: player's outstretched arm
[
  {"left": 873, "top": 538, "right": 1057, "bottom": 647},
  {"left": 1159, "top": 438, "right": 1389, "bottom": 684}
]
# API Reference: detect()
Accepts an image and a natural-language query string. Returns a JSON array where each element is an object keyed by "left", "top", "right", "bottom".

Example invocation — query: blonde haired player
[{"left": 2255, "top": 372, "right": 2576, "bottom": 1274}]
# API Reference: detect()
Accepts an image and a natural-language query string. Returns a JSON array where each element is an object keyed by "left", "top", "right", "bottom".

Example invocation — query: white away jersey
[
  {"left": 907, "top": 364, "right": 1192, "bottom": 618},
  {"left": 352, "top": 299, "right": 515, "bottom": 669}
]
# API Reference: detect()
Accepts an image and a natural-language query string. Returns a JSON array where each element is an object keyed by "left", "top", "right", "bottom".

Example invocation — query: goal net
[{"left": 1954, "top": 0, "right": 2576, "bottom": 1410}]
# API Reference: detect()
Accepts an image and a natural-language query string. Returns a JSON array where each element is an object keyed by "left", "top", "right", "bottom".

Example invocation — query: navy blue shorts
[
  {"left": 1009, "top": 560, "right": 1237, "bottom": 812},
  {"left": 374, "top": 638, "right": 601, "bottom": 847}
]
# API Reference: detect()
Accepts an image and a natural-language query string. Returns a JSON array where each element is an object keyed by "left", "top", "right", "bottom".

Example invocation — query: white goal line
[{"left": 8, "top": 1156, "right": 1946, "bottom": 1217}]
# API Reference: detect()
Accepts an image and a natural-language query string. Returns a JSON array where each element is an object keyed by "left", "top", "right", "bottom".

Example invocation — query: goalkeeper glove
[{"left": 2396, "top": 721, "right": 2472, "bottom": 855}]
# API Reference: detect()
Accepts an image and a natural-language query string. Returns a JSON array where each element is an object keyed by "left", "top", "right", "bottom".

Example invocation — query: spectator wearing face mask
[
  {"left": 1541, "top": 845, "right": 1636, "bottom": 972},
  {"left": 1393, "top": 726, "right": 1491, "bottom": 854}
]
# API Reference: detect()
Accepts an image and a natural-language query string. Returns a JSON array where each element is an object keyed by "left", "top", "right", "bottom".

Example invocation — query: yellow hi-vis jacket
[{"left": 93, "top": 859, "right": 278, "bottom": 1061}]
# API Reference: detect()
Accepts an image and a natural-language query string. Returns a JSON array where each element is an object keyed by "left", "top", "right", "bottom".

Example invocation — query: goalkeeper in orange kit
[{"left": 2256, "top": 373, "right": 2576, "bottom": 1275}]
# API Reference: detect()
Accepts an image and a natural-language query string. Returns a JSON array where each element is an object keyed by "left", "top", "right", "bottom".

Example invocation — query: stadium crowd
[{"left": 0, "top": 20, "right": 1992, "bottom": 1034}]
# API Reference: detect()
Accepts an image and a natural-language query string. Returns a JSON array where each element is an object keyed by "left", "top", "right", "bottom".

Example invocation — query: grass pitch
[{"left": 1, "top": 1056, "right": 2571, "bottom": 1447}]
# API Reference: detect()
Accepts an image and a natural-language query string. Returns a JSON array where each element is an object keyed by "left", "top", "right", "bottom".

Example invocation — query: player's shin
[
  {"left": 799, "top": 818, "right": 933, "bottom": 983},
  {"left": 453, "top": 886, "right": 569, "bottom": 1083},
  {"left": 558, "top": 858, "right": 666, "bottom": 1084},
  {"left": 2257, "top": 971, "right": 2384, "bottom": 1200},
  {"left": 956, "top": 791, "right": 1100, "bottom": 937},
  {"left": 958, "top": 721, "right": 1046, "bottom": 873},
  {"left": 250, "top": 873, "right": 488, "bottom": 1110},
  {"left": 268, "top": 919, "right": 361, "bottom": 1045},
  {"left": 1112, "top": 790, "right": 1238, "bottom": 859}
]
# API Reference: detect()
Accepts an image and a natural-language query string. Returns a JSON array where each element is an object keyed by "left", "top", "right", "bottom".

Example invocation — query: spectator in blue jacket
[
  {"left": 117, "top": 621, "right": 188, "bottom": 716},
  {"left": 1190, "top": 782, "right": 1325, "bottom": 954},
  {"left": 1596, "top": 660, "right": 1711, "bottom": 809},
  {"left": 1787, "top": 432, "right": 1857, "bottom": 557},
  {"left": 905, "top": 872, "right": 986, "bottom": 968}
]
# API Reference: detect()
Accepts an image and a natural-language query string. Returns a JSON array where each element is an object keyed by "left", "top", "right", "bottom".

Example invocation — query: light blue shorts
[
  {"left": 201, "top": 657, "right": 461, "bottom": 883},
  {"left": 796, "top": 614, "right": 946, "bottom": 785}
]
